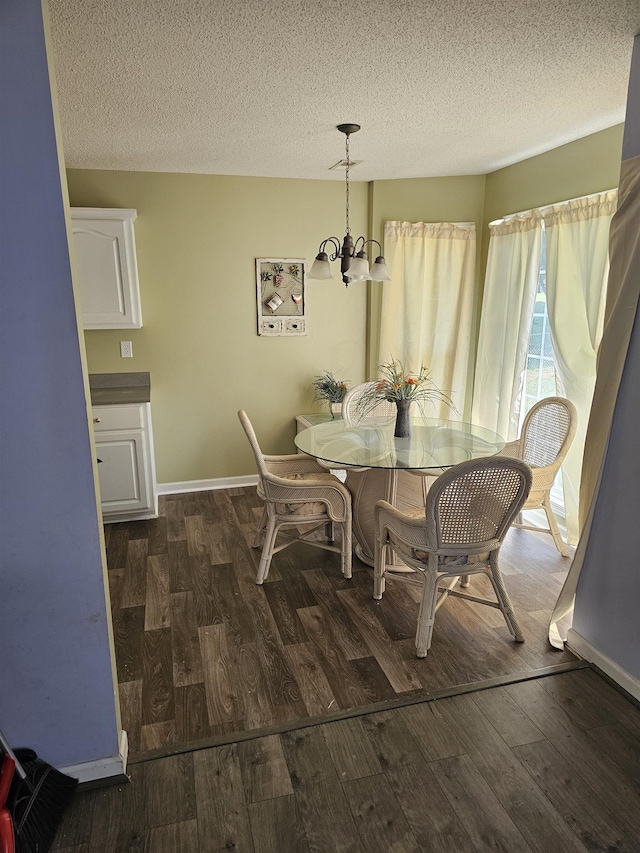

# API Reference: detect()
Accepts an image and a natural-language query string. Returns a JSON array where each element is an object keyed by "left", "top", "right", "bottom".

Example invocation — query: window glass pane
[{"left": 520, "top": 227, "right": 564, "bottom": 513}]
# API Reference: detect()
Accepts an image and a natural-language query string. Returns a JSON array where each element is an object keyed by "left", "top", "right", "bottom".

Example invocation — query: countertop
[{"left": 89, "top": 372, "right": 151, "bottom": 405}]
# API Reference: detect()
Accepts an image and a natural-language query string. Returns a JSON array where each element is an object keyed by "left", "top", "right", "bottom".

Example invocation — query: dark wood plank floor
[
  {"left": 106, "top": 487, "right": 576, "bottom": 757},
  {"left": 52, "top": 668, "right": 640, "bottom": 852}
]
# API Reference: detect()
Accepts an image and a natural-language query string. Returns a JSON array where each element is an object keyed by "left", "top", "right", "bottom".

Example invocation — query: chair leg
[
  {"left": 326, "top": 521, "right": 335, "bottom": 544},
  {"left": 252, "top": 505, "right": 268, "bottom": 549},
  {"left": 487, "top": 553, "right": 523, "bottom": 642},
  {"left": 341, "top": 520, "right": 352, "bottom": 579},
  {"left": 373, "top": 535, "right": 386, "bottom": 600},
  {"left": 542, "top": 496, "right": 569, "bottom": 557},
  {"left": 415, "top": 568, "right": 439, "bottom": 657},
  {"left": 460, "top": 574, "right": 470, "bottom": 588},
  {"left": 256, "top": 514, "right": 278, "bottom": 585}
]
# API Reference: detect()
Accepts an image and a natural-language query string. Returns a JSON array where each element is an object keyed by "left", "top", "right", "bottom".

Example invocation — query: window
[{"left": 520, "top": 226, "right": 565, "bottom": 514}]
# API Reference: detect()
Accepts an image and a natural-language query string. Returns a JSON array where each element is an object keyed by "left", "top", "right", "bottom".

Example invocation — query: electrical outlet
[{"left": 120, "top": 341, "right": 133, "bottom": 358}]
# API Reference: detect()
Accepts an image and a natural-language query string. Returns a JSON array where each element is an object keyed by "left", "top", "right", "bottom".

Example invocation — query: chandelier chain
[{"left": 345, "top": 134, "right": 350, "bottom": 235}]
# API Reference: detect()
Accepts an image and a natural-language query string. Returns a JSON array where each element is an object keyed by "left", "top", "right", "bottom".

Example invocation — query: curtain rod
[{"left": 489, "top": 187, "right": 617, "bottom": 227}]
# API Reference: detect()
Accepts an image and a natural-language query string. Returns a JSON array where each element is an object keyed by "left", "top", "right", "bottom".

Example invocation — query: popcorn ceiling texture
[{"left": 48, "top": 0, "right": 638, "bottom": 180}]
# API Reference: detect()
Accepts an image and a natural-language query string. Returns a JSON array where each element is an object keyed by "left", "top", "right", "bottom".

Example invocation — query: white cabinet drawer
[{"left": 92, "top": 403, "right": 145, "bottom": 432}]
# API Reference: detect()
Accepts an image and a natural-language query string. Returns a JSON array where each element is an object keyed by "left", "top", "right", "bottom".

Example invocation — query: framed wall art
[{"left": 256, "top": 258, "right": 307, "bottom": 336}]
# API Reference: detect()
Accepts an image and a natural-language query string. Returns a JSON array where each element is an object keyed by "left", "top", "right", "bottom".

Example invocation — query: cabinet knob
[{"left": 94, "top": 417, "right": 101, "bottom": 423}]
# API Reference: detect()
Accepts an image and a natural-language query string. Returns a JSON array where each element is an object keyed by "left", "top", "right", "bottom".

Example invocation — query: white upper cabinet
[{"left": 71, "top": 207, "right": 143, "bottom": 329}]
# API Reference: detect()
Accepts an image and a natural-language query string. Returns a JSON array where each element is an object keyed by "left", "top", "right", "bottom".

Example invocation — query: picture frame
[{"left": 256, "top": 258, "right": 307, "bottom": 336}]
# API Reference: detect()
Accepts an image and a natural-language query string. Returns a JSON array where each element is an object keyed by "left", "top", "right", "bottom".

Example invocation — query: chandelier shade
[{"left": 308, "top": 125, "right": 391, "bottom": 287}]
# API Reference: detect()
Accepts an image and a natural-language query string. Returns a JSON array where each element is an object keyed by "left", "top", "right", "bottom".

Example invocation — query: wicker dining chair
[
  {"left": 499, "top": 396, "right": 577, "bottom": 556},
  {"left": 341, "top": 382, "right": 397, "bottom": 424},
  {"left": 374, "top": 456, "right": 532, "bottom": 657},
  {"left": 238, "top": 410, "right": 352, "bottom": 584}
]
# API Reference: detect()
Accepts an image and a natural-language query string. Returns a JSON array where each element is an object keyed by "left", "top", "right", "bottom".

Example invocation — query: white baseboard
[
  {"left": 59, "top": 729, "right": 128, "bottom": 785},
  {"left": 156, "top": 474, "right": 258, "bottom": 495},
  {"left": 567, "top": 629, "right": 640, "bottom": 702}
]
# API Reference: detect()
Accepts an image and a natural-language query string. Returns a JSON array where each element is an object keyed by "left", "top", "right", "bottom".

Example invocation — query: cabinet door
[
  {"left": 94, "top": 429, "right": 151, "bottom": 515},
  {"left": 71, "top": 208, "right": 142, "bottom": 329}
]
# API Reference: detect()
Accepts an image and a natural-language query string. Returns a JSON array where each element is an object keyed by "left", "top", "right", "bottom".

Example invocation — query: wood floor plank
[
  {"left": 144, "top": 554, "right": 171, "bottom": 631},
  {"left": 303, "top": 569, "right": 370, "bottom": 660},
  {"left": 88, "top": 770, "right": 147, "bottom": 852},
  {"left": 470, "top": 684, "right": 546, "bottom": 747},
  {"left": 113, "top": 605, "right": 145, "bottom": 683},
  {"left": 361, "top": 710, "right": 474, "bottom": 853},
  {"left": 571, "top": 669, "right": 640, "bottom": 739},
  {"left": 165, "top": 498, "right": 186, "bottom": 542},
  {"left": 107, "top": 567, "right": 124, "bottom": 612},
  {"left": 194, "top": 744, "right": 253, "bottom": 853},
  {"left": 283, "top": 642, "right": 338, "bottom": 717},
  {"left": 337, "top": 589, "right": 424, "bottom": 693},
  {"left": 51, "top": 788, "right": 96, "bottom": 849},
  {"left": 147, "top": 515, "right": 168, "bottom": 556},
  {"left": 587, "top": 722, "right": 640, "bottom": 787},
  {"left": 263, "top": 580, "right": 309, "bottom": 645},
  {"left": 171, "top": 590, "right": 204, "bottom": 686},
  {"left": 437, "top": 693, "right": 592, "bottom": 853},
  {"left": 190, "top": 554, "right": 224, "bottom": 627},
  {"left": 237, "top": 733, "right": 294, "bottom": 803},
  {"left": 433, "top": 753, "right": 534, "bottom": 853},
  {"left": 321, "top": 717, "right": 382, "bottom": 781},
  {"left": 297, "top": 606, "right": 377, "bottom": 709},
  {"left": 280, "top": 727, "right": 365, "bottom": 853},
  {"left": 175, "top": 683, "right": 211, "bottom": 744},
  {"left": 105, "top": 523, "right": 128, "bottom": 570},
  {"left": 343, "top": 773, "right": 420, "bottom": 853},
  {"left": 147, "top": 820, "right": 199, "bottom": 852},
  {"left": 506, "top": 679, "right": 640, "bottom": 840},
  {"left": 185, "top": 514, "right": 210, "bottom": 558},
  {"left": 514, "top": 738, "right": 636, "bottom": 853},
  {"left": 538, "top": 668, "right": 629, "bottom": 731},
  {"left": 141, "top": 627, "right": 175, "bottom": 725},
  {"left": 228, "top": 641, "right": 279, "bottom": 729},
  {"left": 121, "top": 538, "right": 148, "bottom": 608},
  {"left": 168, "top": 540, "right": 191, "bottom": 593},
  {"left": 248, "top": 794, "right": 310, "bottom": 853},
  {"left": 212, "top": 564, "right": 257, "bottom": 645},
  {"left": 118, "top": 679, "right": 143, "bottom": 754},
  {"left": 200, "top": 623, "right": 245, "bottom": 726},
  {"left": 400, "top": 701, "right": 466, "bottom": 762},
  {"left": 140, "top": 752, "right": 196, "bottom": 827},
  {"left": 140, "top": 720, "right": 176, "bottom": 752}
]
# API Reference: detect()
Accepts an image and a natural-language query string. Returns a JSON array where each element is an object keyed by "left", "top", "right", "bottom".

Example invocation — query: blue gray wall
[
  {"left": 0, "top": 0, "right": 120, "bottom": 768},
  {"left": 573, "top": 34, "right": 640, "bottom": 681}
]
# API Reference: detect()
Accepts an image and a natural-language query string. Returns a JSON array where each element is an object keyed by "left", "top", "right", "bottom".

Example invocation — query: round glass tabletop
[{"left": 294, "top": 416, "right": 505, "bottom": 470}]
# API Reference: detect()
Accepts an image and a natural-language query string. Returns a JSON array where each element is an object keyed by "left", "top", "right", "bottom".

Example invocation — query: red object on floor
[{"left": 0, "top": 755, "right": 15, "bottom": 853}]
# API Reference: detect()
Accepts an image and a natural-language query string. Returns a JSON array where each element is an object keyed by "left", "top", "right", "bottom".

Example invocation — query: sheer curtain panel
[
  {"left": 544, "top": 190, "right": 617, "bottom": 544},
  {"left": 378, "top": 221, "right": 476, "bottom": 419},
  {"left": 472, "top": 213, "right": 543, "bottom": 440}
]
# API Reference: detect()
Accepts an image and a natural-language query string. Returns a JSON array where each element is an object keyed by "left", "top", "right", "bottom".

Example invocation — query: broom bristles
[{"left": 11, "top": 757, "right": 78, "bottom": 853}]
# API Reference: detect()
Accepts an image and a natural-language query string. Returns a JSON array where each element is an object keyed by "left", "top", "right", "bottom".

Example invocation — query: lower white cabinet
[{"left": 92, "top": 403, "right": 157, "bottom": 522}]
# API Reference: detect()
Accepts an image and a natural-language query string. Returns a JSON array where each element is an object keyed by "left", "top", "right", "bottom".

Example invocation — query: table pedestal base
[{"left": 345, "top": 468, "right": 432, "bottom": 569}]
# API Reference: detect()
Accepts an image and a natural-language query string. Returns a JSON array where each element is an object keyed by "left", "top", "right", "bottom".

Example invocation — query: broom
[{"left": 0, "top": 730, "right": 78, "bottom": 852}]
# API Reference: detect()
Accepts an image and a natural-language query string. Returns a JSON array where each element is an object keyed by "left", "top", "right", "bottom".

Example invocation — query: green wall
[
  {"left": 481, "top": 125, "right": 624, "bottom": 280},
  {"left": 67, "top": 171, "right": 369, "bottom": 483},
  {"left": 68, "top": 124, "right": 624, "bottom": 485}
]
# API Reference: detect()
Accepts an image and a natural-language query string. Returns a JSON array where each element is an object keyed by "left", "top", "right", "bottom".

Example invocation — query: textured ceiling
[{"left": 47, "top": 0, "right": 639, "bottom": 181}]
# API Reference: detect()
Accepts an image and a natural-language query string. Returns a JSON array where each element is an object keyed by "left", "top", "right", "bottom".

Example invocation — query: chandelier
[{"left": 307, "top": 124, "right": 391, "bottom": 287}]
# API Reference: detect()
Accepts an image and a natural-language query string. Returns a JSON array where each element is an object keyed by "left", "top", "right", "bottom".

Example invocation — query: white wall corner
[
  {"left": 567, "top": 629, "right": 640, "bottom": 703},
  {"left": 59, "top": 729, "right": 128, "bottom": 785}
]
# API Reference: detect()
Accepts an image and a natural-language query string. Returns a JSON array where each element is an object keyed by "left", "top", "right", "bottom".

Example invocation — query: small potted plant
[
  {"left": 311, "top": 371, "right": 349, "bottom": 417},
  {"left": 356, "top": 359, "right": 454, "bottom": 437}
]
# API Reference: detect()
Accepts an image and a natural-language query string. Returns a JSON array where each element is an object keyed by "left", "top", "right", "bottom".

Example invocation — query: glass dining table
[{"left": 294, "top": 416, "right": 505, "bottom": 566}]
